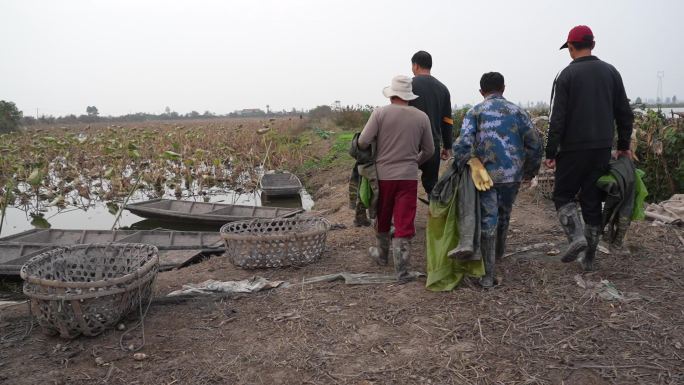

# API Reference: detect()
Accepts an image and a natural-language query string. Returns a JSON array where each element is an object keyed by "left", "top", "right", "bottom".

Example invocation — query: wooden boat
[
  {"left": 0, "top": 228, "right": 224, "bottom": 275},
  {"left": 260, "top": 172, "right": 303, "bottom": 197},
  {"left": 125, "top": 199, "right": 303, "bottom": 226},
  {"left": 0, "top": 243, "right": 54, "bottom": 275}
]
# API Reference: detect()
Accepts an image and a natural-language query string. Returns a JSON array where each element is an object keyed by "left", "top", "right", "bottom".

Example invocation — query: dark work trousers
[
  {"left": 553, "top": 148, "right": 611, "bottom": 226},
  {"left": 480, "top": 182, "right": 521, "bottom": 234},
  {"left": 419, "top": 146, "right": 441, "bottom": 195}
]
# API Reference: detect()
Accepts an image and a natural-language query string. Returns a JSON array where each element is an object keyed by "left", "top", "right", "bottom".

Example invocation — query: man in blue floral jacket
[{"left": 452, "top": 72, "right": 542, "bottom": 287}]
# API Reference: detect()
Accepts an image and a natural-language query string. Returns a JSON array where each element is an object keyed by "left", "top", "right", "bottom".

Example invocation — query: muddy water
[{"left": 0, "top": 189, "right": 314, "bottom": 238}]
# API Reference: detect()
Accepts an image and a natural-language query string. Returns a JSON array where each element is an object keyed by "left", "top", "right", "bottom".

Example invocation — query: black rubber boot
[
  {"left": 557, "top": 203, "right": 588, "bottom": 263},
  {"left": 392, "top": 237, "right": 412, "bottom": 282},
  {"left": 495, "top": 222, "right": 509, "bottom": 260},
  {"left": 353, "top": 202, "right": 371, "bottom": 227},
  {"left": 611, "top": 216, "right": 631, "bottom": 254},
  {"left": 480, "top": 231, "right": 497, "bottom": 288},
  {"left": 368, "top": 232, "right": 390, "bottom": 265},
  {"left": 579, "top": 224, "right": 601, "bottom": 272}
]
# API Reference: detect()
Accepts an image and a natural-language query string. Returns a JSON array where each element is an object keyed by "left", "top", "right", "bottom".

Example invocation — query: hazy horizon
[{"left": 2, "top": 0, "right": 683, "bottom": 117}]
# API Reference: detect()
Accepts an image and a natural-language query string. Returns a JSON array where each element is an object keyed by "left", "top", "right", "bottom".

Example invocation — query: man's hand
[
  {"left": 615, "top": 150, "right": 634, "bottom": 160},
  {"left": 544, "top": 158, "right": 556, "bottom": 169},
  {"left": 521, "top": 177, "right": 533, "bottom": 190},
  {"left": 440, "top": 148, "right": 453, "bottom": 160}
]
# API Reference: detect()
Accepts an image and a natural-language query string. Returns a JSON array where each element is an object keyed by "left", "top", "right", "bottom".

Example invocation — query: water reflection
[{"left": 1, "top": 189, "right": 314, "bottom": 238}]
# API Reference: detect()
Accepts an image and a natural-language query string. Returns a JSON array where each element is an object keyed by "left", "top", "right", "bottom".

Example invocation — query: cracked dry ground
[{"left": 1, "top": 166, "right": 682, "bottom": 385}]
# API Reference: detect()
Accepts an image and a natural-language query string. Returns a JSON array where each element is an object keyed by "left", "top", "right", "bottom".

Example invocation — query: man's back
[
  {"left": 410, "top": 75, "right": 453, "bottom": 149},
  {"left": 453, "top": 95, "right": 541, "bottom": 183},
  {"left": 358, "top": 104, "right": 433, "bottom": 180},
  {"left": 548, "top": 56, "right": 633, "bottom": 155}
]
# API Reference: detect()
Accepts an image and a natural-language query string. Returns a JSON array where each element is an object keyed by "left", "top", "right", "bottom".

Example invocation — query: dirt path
[{"left": 1, "top": 166, "right": 682, "bottom": 385}]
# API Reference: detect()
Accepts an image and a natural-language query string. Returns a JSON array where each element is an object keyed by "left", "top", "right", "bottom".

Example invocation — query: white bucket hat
[{"left": 382, "top": 75, "right": 419, "bottom": 101}]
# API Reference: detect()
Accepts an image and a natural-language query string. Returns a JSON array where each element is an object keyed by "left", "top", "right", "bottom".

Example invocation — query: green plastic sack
[
  {"left": 425, "top": 192, "right": 484, "bottom": 292},
  {"left": 632, "top": 169, "right": 648, "bottom": 220},
  {"left": 359, "top": 176, "right": 371, "bottom": 209}
]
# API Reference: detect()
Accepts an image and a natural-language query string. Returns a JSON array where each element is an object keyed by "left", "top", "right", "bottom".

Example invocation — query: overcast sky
[{"left": 1, "top": 0, "right": 682, "bottom": 117}]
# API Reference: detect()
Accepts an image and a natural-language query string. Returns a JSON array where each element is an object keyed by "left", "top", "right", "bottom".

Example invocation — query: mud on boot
[
  {"left": 480, "top": 231, "right": 497, "bottom": 288},
  {"left": 557, "top": 202, "right": 588, "bottom": 263},
  {"left": 391, "top": 237, "right": 412, "bottom": 282},
  {"left": 579, "top": 224, "right": 601, "bottom": 272},
  {"left": 368, "top": 232, "right": 390, "bottom": 266}
]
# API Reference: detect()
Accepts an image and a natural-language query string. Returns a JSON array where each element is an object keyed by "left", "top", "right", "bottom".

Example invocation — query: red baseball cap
[{"left": 560, "top": 25, "right": 594, "bottom": 49}]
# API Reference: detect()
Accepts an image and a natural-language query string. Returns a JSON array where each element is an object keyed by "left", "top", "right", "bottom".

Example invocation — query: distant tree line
[
  {"left": 635, "top": 95, "right": 682, "bottom": 107},
  {"left": 308, "top": 104, "right": 375, "bottom": 129},
  {"left": 0, "top": 100, "right": 23, "bottom": 133},
  {"left": 17, "top": 105, "right": 309, "bottom": 127}
]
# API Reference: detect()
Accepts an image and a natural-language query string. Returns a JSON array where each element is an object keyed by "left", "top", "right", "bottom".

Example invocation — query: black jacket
[
  {"left": 546, "top": 56, "right": 634, "bottom": 159},
  {"left": 410, "top": 75, "right": 454, "bottom": 151}
]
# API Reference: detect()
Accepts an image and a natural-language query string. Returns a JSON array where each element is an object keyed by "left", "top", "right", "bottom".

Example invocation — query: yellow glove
[{"left": 467, "top": 158, "right": 493, "bottom": 191}]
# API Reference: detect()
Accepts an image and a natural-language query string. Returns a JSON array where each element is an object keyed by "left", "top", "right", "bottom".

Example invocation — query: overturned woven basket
[
  {"left": 20, "top": 243, "right": 159, "bottom": 339},
  {"left": 220, "top": 216, "right": 329, "bottom": 268}
]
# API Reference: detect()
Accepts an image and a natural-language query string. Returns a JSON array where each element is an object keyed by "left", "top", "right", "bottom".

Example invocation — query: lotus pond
[{"left": 0, "top": 118, "right": 322, "bottom": 237}]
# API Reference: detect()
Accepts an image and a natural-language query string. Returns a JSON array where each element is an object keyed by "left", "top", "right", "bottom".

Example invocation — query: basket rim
[
  {"left": 219, "top": 216, "right": 329, "bottom": 241},
  {"left": 221, "top": 228, "right": 326, "bottom": 242},
  {"left": 23, "top": 268, "right": 157, "bottom": 301},
  {"left": 20, "top": 243, "right": 159, "bottom": 289}
]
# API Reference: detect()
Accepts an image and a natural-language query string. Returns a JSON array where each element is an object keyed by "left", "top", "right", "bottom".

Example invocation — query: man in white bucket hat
[{"left": 358, "top": 75, "right": 434, "bottom": 281}]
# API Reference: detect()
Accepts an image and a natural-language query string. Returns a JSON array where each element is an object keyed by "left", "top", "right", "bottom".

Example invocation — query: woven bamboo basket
[
  {"left": 536, "top": 169, "right": 555, "bottom": 200},
  {"left": 20, "top": 243, "right": 159, "bottom": 339},
  {"left": 220, "top": 216, "right": 329, "bottom": 268}
]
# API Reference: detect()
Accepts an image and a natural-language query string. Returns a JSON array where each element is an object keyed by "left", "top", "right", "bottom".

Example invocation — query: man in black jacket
[
  {"left": 544, "top": 25, "right": 634, "bottom": 271},
  {"left": 410, "top": 51, "right": 454, "bottom": 195}
]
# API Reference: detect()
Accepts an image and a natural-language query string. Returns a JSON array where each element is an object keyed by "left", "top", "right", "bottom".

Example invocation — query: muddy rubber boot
[
  {"left": 354, "top": 202, "right": 371, "bottom": 227},
  {"left": 557, "top": 203, "right": 588, "bottom": 263},
  {"left": 391, "top": 237, "right": 412, "bottom": 282},
  {"left": 610, "top": 216, "right": 631, "bottom": 255},
  {"left": 579, "top": 224, "right": 601, "bottom": 272},
  {"left": 480, "top": 231, "right": 497, "bottom": 288},
  {"left": 368, "top": 232, "right": 390, "bottom": 266},
  {"left": 495, "top": 223, "right": 509, "bottom": 260}
]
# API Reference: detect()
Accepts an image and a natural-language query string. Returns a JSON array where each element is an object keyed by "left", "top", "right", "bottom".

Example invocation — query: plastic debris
[
  {"left": 574, "top": 275, "right": 641, "bottom": 302},
  {"left": 167, "top": 276, "right": 285, "bottom": 297},
  {"left": 303, "top": 271, "right": 425, "bottom": 285}
]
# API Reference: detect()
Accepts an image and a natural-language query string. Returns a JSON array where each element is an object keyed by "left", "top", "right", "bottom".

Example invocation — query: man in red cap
[{"left": 544, "top": 25, "right": 634, "bottom": 271}]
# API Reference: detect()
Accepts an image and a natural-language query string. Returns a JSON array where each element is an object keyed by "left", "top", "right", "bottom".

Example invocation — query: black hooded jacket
[{"left": 545, "top": 56, "right": 634, "bottom": 159}]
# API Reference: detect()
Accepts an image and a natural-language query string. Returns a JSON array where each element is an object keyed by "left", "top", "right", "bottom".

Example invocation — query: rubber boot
[
  {"left": 495, "top": 222, "right": 509, "bottom": 260},
  {"left": 354, "top": 202, "right": 371, "bottom": 227},
  {"left": 368, "top": 232, "right": 390, "bottom": 265},
  {"left": 557, "top": 203, "right": 588, "bottom": 263},
  {"left": 391, "top": 237, "right": 412, "bottom": 282},
  {"left": 579, "top": 224, "right": 601, "bottom": 272},
  {"left": 480, "top": 231, "right": 497, "bottom": 288},
  {"left": 610, "top": 216, "right": 631, "bottom": 255}
]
